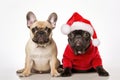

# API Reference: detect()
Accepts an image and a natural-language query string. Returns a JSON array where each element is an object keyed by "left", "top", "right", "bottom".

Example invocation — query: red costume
[{"left": 62, "top": 43, "right": 102, "bottom": 70}]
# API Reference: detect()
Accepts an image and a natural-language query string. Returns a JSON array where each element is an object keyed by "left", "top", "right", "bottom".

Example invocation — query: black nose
[
  {"left": 39, "top": 31, "right": 45, "bottom": 35},
  {"left": 75, "top": 35, "right": 82, "bottom": 46}
]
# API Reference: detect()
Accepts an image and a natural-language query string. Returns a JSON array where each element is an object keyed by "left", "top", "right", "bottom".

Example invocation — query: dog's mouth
[
  {"left": 73, "top": 43, "right": 90, "bottom": 55},
  {"left": 77, "top": 50, "right": 84, "bottom": 54},
  {"left": 73, "top": 40, "right": 90, "bottom": 55},
  {"left": 74, "top": 50, "right": 85, "bottom": 55},
  {"left": 74, "top": 47, "right": 86, "bottom": 55},
  {"left": 32, "top": 30, "right": 51, "bottom": 45},
  {"left": 32, "top": 36, "right": 50, "bottom": 44}
]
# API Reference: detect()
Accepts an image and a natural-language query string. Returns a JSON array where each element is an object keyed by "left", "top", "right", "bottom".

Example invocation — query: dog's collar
[{"left": 36, "top": 41, "right": 52, "bottom": 48}]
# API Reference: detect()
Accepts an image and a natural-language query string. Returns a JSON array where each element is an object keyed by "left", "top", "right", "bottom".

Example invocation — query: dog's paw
[
  {"left": 51, "top": 70, "right": 60, "bottom": 77},
  {"left": 61, "top": 68, "right": 72, "bottom": 77},
  {"left": 16, "top": 69, "right": 24, "bottom": 73},
  {"left": 96, "top": 66, "right": 109, "bottom": 76},
  {"left": 19, "top": 72, "right": 31, "bottom": 77},
  {"left": 98, "top": 70, "right": 109, "bottom": 76}
]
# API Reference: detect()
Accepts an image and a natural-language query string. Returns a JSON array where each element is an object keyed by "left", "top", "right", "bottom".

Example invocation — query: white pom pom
[
  {"left": 61, "top": 24, "right": 71, "bottom": 35},
  {"left": 92, "top": 39, "right": 100, "bottom": 46}
]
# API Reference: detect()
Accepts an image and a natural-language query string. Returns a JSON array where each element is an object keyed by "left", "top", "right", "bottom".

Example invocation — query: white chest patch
[{"left": 30, "top": 47, "right": 52, "bottom": 71}]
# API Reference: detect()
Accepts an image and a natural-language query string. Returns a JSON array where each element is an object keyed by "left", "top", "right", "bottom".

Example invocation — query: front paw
[
  {"left": 19, "top": 71, "right": 31, "bottom": 77},
  {"left": 96, "top": 66, "right": 109, "bottom": 76},
  {"left": 51, "top": 70, "right": 60, "bottom": 77},
  {"left": 98, "top": 71, "right": 109, "bottom": 76},
  {"left": 61, "top": 67, "right": 72, "bottom": 77},
  {"left": 16, "top": 69, "right": 24, "bottom": 73}
]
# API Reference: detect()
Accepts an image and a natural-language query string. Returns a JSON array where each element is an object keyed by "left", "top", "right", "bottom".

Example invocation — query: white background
[{"left": 0, "top": 0, "right": 120, "bottom": 80}]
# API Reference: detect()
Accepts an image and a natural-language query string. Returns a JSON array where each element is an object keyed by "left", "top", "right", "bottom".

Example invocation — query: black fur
[
  {"left": 61, "top": 67, "right": 72, "bottom": 77},
  {"left": 68, "top": 30, "right": 91, "bottom": 55}
]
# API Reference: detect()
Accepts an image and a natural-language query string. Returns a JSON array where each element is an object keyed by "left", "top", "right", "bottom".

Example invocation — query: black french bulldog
[{"left": 61, "top": 30, "right": 109, "bottom": 77}]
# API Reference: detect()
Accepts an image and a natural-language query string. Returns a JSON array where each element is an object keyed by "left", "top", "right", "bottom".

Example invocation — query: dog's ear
[
  {"left": 26, "top": 11, "right": 37, "bottom": 28},
  {"left": 47, "top": 12, "right": 57, "bottom": 29}
]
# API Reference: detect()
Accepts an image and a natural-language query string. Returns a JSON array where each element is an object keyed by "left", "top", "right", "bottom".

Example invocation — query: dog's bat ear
[
  {"left": 47, "top": 12, "right": 57, "bottom": 29},
  {"left": 26, "top": 11, "right": 37, "bottom": 28}
]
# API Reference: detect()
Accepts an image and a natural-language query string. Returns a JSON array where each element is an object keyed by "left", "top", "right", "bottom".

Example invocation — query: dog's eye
[
  {"left": 45, "top": 27, "right": 48, "bottom": 30},
  {"left": 48, "top": 28, "right": 51, "bottom": 33},
  {"left": 83, "top": 32, "right": 90, "bottom": 38},
  {"left": 32, "top": 27, "right": 38, "bottom": 33},
  {"left": 68, "top": 33, "right": 74, "bottom": 39},
  {"left": 45, "top": 27, "right": 51, "bottom": 33}
]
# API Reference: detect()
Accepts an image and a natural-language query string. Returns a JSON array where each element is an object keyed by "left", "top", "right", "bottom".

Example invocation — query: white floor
[
  {"left": 18, "top": 73, "right": 109, "bottom": 80},
  {"left": 0, "top": 65, "right": 119, "bottom": 80}
]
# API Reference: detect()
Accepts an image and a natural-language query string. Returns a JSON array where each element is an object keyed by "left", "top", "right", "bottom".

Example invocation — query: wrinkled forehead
[
  {"left": 30, "top": 21, "right": 52, "bottom": 29},
  {"left": 71, "top": 30, "right": 90, "bottom": 35}
]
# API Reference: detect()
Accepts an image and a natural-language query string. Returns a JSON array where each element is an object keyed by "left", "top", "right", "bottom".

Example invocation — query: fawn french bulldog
[{"left": 17, "top": 11, "right": 60, "bottom": 77}]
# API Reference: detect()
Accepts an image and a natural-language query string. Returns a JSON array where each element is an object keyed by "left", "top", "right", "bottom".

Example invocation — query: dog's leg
[
  {"left": 50, "top": 55, "right": 60, "bottom": 77},
  {"left": 19, "top": 55, "right": 33, "bottom": 77}
]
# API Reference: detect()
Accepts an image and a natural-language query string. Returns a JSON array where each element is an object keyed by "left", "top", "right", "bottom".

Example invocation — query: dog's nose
[
  {"left": 75, "top": 36, "right": 82, "bottom": 46},
  {"left": 76, "top": 35, "right": 81, "bottom": 39},
  {"left": 39, "top": 31, "right": 45, "bottom": 35},
  {"left": 76, "top": 40, "right": 82, "bottom": 46}
]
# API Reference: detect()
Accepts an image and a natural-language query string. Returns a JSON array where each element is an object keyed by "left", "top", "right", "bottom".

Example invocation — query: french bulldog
[
  {"left": 61, "top": 30, "right": 109, "bottom": 77},
  {"left": 16, "top": 11, "right": 60, "bottom": 77}
]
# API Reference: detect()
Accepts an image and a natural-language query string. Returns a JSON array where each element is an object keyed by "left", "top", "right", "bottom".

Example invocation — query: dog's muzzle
[{"left": 32, "top": 31, "right": 50, "bottom": 44}]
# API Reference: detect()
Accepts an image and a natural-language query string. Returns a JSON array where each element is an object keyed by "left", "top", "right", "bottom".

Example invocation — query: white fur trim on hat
[
  {"left": 92, "top": 39, "right": 100, "bottom": 46},
  {"left": 71, "top": 22, "right": 94, "bottom": 36},
  {"left": 61, "top": 24, "right": 71, "bottom": 35}
]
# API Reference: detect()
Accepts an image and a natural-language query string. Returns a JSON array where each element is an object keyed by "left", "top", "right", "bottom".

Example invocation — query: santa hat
[{"left": 61, "top": 12, "right": 100, "bottom": 46}]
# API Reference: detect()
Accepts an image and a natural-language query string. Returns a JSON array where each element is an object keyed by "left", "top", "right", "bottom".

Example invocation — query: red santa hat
[{"left": 61, "top": 12, "right": 100, "bottom": 46}]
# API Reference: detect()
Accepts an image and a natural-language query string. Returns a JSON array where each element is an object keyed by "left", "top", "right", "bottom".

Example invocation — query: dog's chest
[
  {"left": 30, "top": 47, "right": 52, "bottom": 60},
  {"left": 30, "top": 47, "right": 52, "bottom": 69}
]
